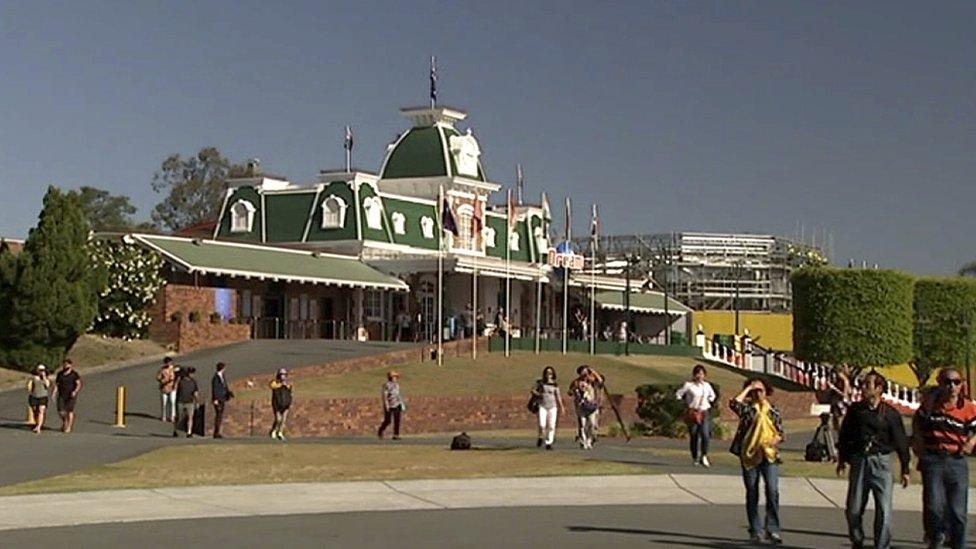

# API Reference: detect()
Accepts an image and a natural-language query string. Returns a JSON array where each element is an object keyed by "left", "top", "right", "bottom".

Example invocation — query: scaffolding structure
[{"left": 573, "top": 231, "right": 827, "bottom": 313}]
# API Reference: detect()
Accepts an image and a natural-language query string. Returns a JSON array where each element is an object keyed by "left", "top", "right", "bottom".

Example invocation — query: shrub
[
  {"left": 913, "top": 278, "right": 976, "bottom": 385},
  {"left": 792, "top": 268, "right": 914, "bottom": 370},
  {"left": 634, "top": 383, "right": 722, "bottom": 438},
  {"left": 91, "top": 239, "right": 165, "bottom": 340}
]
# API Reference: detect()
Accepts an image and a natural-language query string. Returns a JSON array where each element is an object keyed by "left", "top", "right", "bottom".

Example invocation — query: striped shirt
[{"left": 913, "top": 394, "right": 976, "bottom": 454}]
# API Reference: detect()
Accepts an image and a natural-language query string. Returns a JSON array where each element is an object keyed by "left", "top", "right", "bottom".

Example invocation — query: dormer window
[
  {"left": 509, "top": 230, "right": 521, "bottom": 252},
  {"left": 321, "top": 195, "right": 348, "bottom": 229},
  {"left": 230, "top": 200, "right": 256, "bottom": 233},
  {"left": 420, "top": 216, "right": 435, "bottom": 239},
  {"left": 534, "top": 225, "right": 548, "bottom": 254},
  {"left": 484, "top": 227, "right": 497, "bottom": 248},
  {"left": 363, "top": 197, "right": 384, "bottom": 230},
  {"left": 391, "top": 212, "right": 407, "bottom": 235}
]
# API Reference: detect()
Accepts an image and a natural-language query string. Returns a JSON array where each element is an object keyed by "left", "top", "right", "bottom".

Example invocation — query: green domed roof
[{"left": 380, "top": 108, "right": 487, "bottom": 181}]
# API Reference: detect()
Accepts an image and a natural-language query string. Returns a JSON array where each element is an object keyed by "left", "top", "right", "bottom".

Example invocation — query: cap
[
  {"left": 277, "top": 368, "right": 288, "bottom": 375},
  {"left": 388, "top": 370, "right": 400, "bottom": 378},
  {"left": 36, "top": 364, "right": 46, "bottom": 371}
]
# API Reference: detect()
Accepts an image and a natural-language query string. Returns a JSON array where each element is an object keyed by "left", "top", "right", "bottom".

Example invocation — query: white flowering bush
[{"left": 91, "top": 240, "right": 166, "bottom": 339}]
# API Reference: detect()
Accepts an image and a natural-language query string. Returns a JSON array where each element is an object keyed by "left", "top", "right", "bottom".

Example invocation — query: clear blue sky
[{"left": 0, "top": 1, "right": 973, "bottom": 274}]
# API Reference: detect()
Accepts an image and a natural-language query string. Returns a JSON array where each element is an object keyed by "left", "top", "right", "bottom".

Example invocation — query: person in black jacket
[
  {"left": 211, "top": 362, "right": 233, "bottom": 439},
  {"left": 836, "top": 370, "right": 910, "bottom": 549},
  {"left": 269, "top": 368, "right": 293, "bottom": 441},
  {"left": 172, "top": 367, "right": 199, "bottom": 438}
]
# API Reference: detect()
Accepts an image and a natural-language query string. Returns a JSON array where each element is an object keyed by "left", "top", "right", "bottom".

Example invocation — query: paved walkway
[{"left": 0, "top": 474, "right": 971, "bottom": 532}]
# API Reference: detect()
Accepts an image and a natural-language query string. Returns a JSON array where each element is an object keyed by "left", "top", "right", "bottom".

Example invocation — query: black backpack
[
  {"left": 451, "top": 432, "right": 472, "bottom": 450},
  {"left": 804, "top": 425, "right": 833, "bottom": 462}
]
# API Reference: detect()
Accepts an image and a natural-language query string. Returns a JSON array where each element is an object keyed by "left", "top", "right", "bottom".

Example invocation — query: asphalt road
[
  {"left": 0, "top": 340, "right": 414, "bottom": 485},
  {"left": 0, "top": 504, "right": 930, "bottom": 549}
]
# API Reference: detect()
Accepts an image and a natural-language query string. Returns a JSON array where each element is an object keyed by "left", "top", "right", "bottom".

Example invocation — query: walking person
[
  {"left": 533, "top": 366, "right": 564, "bottom": 451},
  {"left": 54, "top": 359, "right": 82, "bottom": 434},
  {"left": 730, "top": 377, "right": 784, "bottom": 544},
  {"left": 912, "top": 367, "right": 976, "bottom": 549},
  {"left": 211, "top": 362, "right": 232, "bottom": 439},
  {"left": 26, "top": 365, "right": 51, "bottom": 434},
  {"left": 156, "top": 357, "right": 177, "bottom": 422},
  {"left": 378, "top": 370, "right": 404, "bottom": 440},
  {"left": 836, "top": 371, "right": 911, "bottom": 549},
  {"left": 269, "top": 368, "right": 292, "bottom": 440},
  {"left": 172, "top": 367, "right": 199, "bottom": 438},
  {"left": 676, "top": 364, "right": 717, "bottom": 467},
  {"left": 570, "top": 366, "right": 598, "bottom": 449}
]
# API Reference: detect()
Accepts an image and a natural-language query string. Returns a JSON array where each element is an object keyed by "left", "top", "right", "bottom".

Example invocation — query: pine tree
[{"left": 0, "top": 187, "right": 101, "bottom": 371}]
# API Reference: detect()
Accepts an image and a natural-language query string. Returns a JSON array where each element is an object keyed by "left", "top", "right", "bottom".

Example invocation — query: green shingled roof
[
  {"left": 133, "top": 235, "right": 408, "bottom": 290},
  {"left": 594, "top": 290, "right": 691, "bottom": 315}
]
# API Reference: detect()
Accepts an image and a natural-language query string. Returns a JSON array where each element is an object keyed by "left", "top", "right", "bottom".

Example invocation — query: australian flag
[
  {"left": 343, "top": 125, "right": 353, "bottom": 151},
  {"left": 441, "top": 195, "right": 458, "bottom": 236},
  {"left": 429, "top": 56, "right": 437, "bottom": 105}
]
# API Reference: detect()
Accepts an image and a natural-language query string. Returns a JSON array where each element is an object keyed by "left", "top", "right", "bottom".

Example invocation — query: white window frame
[
  {"left": 363, "top": 196, "right": 384, "bottom": 230},
  {"left": 391, "top": 212, "right": 407, "bottom": 235},
  {"left": 420, "top": 216, "right": 435, "bottom": 239},
  {"left": 509, "top": 230, "right": 521, "bottom": 252},
  {"left": 230, "top": 200, "right": 257, "bottom": 233},
  {"left": 484, "top": 226, "right": 497, "bottom": 248},
  {"left": 320, "top": 195, "right": 348, "bottom": 229},
  {"left": 454, "top": 204, "right": 475, "bottom": 250},
  {"left": 364, "top": 289, "right": 383, "bottom": 321}
]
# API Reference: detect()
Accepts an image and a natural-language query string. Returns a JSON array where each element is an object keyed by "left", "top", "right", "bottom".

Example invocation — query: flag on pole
[
  {"left": 429, "top": 56, "right": 437, "bottom": 107},
  {"left": 507, "top": 188, "right": 517, "bottom": 231},
  {"left": 590, "top": 204, "right": 599, "bottom": 253},
  {"left": 541, "top": 191, "right": 551, "bottom": 220},
  {"left": 472, "top": 198, "right": 484, "bottom": 248},
  {"left": 441, "top": 194, "right": 458, "bottom": 236},
  {"left": 565, "top": 197, "right": 572, "bottom": 242},
  {"left": 343, "top": 125, "right": 353, "bottom": 151},
  {"left": 516, "top": 164, "right": 524, "bottom": 206}
]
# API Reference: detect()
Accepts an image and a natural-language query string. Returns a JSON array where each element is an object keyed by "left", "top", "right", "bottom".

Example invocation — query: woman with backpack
[
  {"left": 532, "top": 366, "right": 564, "bottom": 451},
  {"left": 26, "top": 365, "right": 51, "bottom": 434},
  {"left": 269, "top": 368, "right": 293, "bottom": 441},
  {"left": 676, "top": 364, "right": 716, "bottom": 467}
]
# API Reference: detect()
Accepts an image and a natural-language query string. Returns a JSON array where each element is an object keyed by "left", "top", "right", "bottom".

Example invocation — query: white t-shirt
[{"left": 676, "top": 381, "right": 716, "bottom": 411}]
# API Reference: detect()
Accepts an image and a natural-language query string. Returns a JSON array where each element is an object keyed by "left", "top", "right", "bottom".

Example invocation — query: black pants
[
  {"left": 379, "top": 405, "right": 402, "bottom": 437},
  {"left": 213, "top": 400, "right": 225, "bottom": 436}
]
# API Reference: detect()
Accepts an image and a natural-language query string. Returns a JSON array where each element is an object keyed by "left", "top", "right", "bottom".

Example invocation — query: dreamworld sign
[{"left": 548, "top": 247, "right": 585, "bottom": 270}]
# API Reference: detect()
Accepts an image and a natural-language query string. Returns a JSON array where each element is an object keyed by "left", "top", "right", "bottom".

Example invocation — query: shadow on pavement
[{"left": 568, "top": 525, "right": 814, "bottom": 548}]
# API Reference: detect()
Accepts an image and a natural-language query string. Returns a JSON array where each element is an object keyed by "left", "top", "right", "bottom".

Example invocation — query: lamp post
[
  {"left": 732, "top": 261, "right": 742, "bottom": 336},
  {"left": 623, "top": 253, "right": 640, "bottom": 356}
]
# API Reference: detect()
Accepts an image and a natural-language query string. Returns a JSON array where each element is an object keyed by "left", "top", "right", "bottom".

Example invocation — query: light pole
[
  {"left": 623, "top": 253, "right": 639, "bottom": 356},
  {"left": 732, "top": 261, "right": 742, "bottom": 336}
]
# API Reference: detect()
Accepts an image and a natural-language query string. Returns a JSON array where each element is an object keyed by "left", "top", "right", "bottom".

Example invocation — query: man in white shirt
[{"left": 676, "top": 364, "right": 717, "bottom": 467}]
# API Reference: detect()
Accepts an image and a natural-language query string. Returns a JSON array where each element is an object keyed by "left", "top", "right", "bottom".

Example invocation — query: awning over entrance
[
  {"left": 130, "top": 234, "right": 409, "bottom": 291},
  {"left": 594, "top": 290, "right": 692, "bottom": 316}
]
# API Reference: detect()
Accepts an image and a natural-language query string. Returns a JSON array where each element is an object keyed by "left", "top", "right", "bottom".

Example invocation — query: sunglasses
[{"left": 942, "top": 378, "right": 964, "bottom": 386}]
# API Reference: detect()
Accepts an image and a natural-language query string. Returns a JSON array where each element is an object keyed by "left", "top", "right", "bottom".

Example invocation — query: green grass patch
[
  {"left": 233, "top": 351, "right": 750, "bottom": 401},
  {"left": 0, "top": 443, "right": 651, "bottom": 496}
]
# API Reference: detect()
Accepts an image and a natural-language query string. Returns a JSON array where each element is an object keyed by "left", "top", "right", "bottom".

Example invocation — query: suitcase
[{"left": 192, "top": 403, "right": 206, "bottom": 436}]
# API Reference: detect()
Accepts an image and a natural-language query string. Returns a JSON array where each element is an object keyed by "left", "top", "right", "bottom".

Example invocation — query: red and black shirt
[{"left": 913, "top": 394, "right": 976, "bottom": 455}]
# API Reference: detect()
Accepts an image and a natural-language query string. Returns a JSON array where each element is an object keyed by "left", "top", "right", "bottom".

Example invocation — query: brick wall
[
  {"left": 178, "top": 321, "right": 251, "bottom": 353},
  {"left": 155, "top": 284, "right": 219, "bottom": 320}
]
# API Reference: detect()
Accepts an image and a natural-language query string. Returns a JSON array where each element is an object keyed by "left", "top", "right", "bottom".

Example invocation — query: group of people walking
[
  {"left": 528, "top": 364, "right": 606, "bottom": 450},
  {"left": 25, "top": 359, "right": 82, "bottom": 434},
  {"left": 672, "top": 362, "right": 976, "bottom": 548}
]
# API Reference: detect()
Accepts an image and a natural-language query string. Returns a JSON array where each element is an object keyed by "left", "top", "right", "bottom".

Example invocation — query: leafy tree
[
  {"left": 913, "top": 278, "right": 976, "bottom": 386},
  {"left": 151, "top": 147, "right": 247, "bottom": 231},
  {"left": 76, "top": 186, "right": 139, "bottom": 231},
  {"left": 792, "top": 268, "right": 914, "bottom": 377},
  {"left": 0, "top": 187, "right": 103, "bottom": 371},
  {"left": 960, "top": 261, "right": 976, "bottom": 277},
  {"left": 91, "top": 238, "right": 166, "bottom": 339}
]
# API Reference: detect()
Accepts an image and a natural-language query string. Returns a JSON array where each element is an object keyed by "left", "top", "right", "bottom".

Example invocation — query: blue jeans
[
  {"left": 689, "top": 415, "right": 711, "bottom": 460},
  {"left": 920, "top": 453, "right": 969, "bottom": 549},
  {"left": 846, "top": 453, "right": 894, "bottom": 548},
  {"left": 742, "top": 460, "right": 780, "bottom": 536}
]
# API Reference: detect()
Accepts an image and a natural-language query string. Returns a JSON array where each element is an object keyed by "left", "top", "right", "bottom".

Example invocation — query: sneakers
[
  {"left": 700, "top": 455, "right": 711, "bottom": 468},
  {"left": 537, "top": 438, "right": 543, "bottom": 448},
  {"left": 767, "top": 532, "right": 783, "bottom": 544},
  {"left": 545, "top": 444, "right": 553, "bottom": 451}
]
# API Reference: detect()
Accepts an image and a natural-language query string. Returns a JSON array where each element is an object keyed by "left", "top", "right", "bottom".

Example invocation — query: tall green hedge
[
  {"left": 914, "top": 278, "right": 976, "bottom": 384},
  {"left": 792, "top": 268, "right": 914, "bottom": 367}
]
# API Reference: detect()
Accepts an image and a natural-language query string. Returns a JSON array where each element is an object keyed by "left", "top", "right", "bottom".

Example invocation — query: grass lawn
[
  {"left": 0, "top": 335, "right": 166, "bottom": 392},
  {"left": 0, "top": 444, "right": 651, "bottom": 496},
  {"left": 234, "top": 351, "right": 765, "bottom": 401}
]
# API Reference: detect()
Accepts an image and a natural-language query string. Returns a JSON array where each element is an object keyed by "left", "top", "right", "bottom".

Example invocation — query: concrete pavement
[{"left": 0, "top": 474, "right": 969, "bottom": 532}]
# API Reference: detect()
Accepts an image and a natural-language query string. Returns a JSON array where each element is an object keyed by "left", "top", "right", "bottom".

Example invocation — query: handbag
[
  {"left": 684, "top": 409, "right": 706, "bottom": 425},
  {"left": 527, "top": 393, "right": 541, "bottom": 414}
]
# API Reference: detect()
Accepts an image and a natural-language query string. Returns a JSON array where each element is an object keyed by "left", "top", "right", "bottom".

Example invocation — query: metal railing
[{"left": 249, "top": 318, "right": 349, "bottom": 340}]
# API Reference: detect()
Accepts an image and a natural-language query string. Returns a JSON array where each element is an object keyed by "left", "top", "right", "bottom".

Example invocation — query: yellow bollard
[
  {"left": 114, "top": 386, "right": 126, "bottom": 428},
  {"left": 26, "top": 405, "right": 35, "bottom": 426}
]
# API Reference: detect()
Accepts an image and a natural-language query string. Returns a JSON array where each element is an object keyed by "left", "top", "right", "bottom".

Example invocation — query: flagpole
[
  {"left": 437, "top": 184, "right": 444, "bottom": 366},
  {"left": 344, "top": 125, "right": 352, "bottom": 172},
  {"left": 505, "top": 188, "right": 512, "bottom": 358},
  {"left": 590, "top": 206, "right": 597, "bottom": 355},
  {"left": 472, "top": 220, "right": 478, "bottom": 360},
  {"left": 562, "top": 197, "right": 570, "bottom": 355},
  {"left": 535, "top": 276, "right": 542, "bottom": 354}
]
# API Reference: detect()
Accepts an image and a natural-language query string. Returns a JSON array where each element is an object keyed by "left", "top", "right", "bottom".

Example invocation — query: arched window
[
  {"left": 391, "top": 212, "right": 407, "bottom": 235},
  {"left": 454, "top": 204, "right": 474, "bottom": 250},
  {"left": 509, "top": 229, "right": 521, "bottom": 252},
  {"left": 320, "top": 195, "right": 347, "bottom": 229},
  {"left": 484, "top": 227, "right": 497, "bottom": 248},
  {"left": 420, "top": 216, "right": 435, "bottom": 239},
  {"left": 230, "top": 200, "right": 256, "bottom": 233},
  {"left": 363, "top": 197, "right": 384, "bottom": 230}
]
